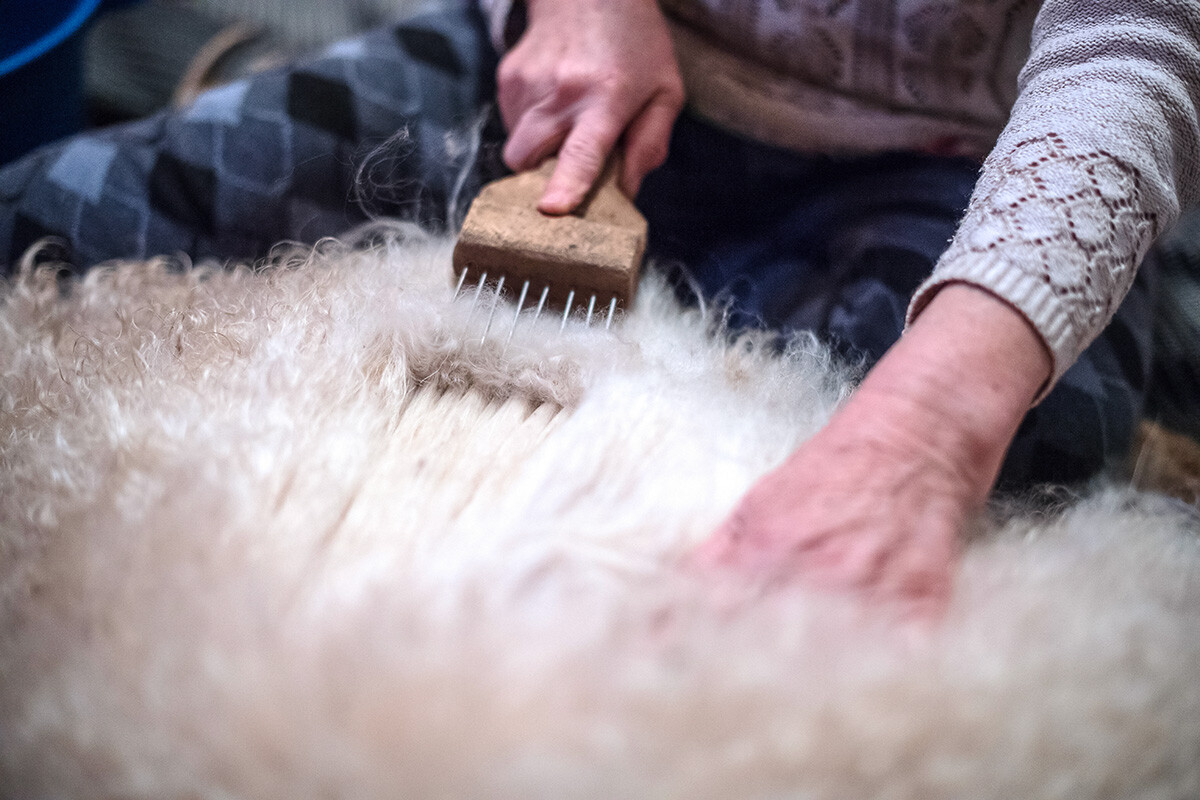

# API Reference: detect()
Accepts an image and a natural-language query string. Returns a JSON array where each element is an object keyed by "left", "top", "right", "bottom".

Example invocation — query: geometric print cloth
[{"left": 0, "top": 2, "right": 504, "bottom": 271}]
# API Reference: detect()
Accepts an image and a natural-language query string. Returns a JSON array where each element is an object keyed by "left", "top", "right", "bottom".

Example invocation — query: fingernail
[{"left": 538, "top": 191, "right": 573, "bottom": 215}]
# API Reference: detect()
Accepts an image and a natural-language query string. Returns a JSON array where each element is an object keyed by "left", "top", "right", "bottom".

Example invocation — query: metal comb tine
[
  {"left": 465, "top": 270, "right": 488, "bottom": 325},
  {"left": 605, "top": 296, "right": 617, "bottom": 330},
  {"left": 453, "top": 266, "right": 469, "bottom": 298},
  {"left": 559, "top": 289, "right": 576, "bottom": 333},
  {"left": 585, "top": 294, "right": 597, "bottom": 326},
  {"left": 480, "top": 275, "right": 505, "bottom": 345},
  {"left": 532, "top": 285, "right": 549, "bottom": 324},
  {"left": 503, "top": 279, "right": 531, "bottom": 353}
]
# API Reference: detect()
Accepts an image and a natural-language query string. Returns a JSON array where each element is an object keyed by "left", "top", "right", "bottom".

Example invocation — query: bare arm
[
  {"left": 697, "top": 284, "right": 1050, "bottom": 612},
  {"left": 698, "top": 0, "right": 1200, "bottom": 614}
]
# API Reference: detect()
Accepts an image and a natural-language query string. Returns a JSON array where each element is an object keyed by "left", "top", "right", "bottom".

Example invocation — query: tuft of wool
[{"left": 1, "top": 224, "right": 1198, "bottom": 798}]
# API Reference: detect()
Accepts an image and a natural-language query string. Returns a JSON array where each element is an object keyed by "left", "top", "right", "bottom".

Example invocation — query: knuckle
[
  {"left": 559, "top": 138, "right": 605, "bottom": 173},
  {"left": 667, "top": 71, "right": 686, "bottom": 96},
  {"left": 657, "top": 96, "right": 685, "bottom": 125},
  {"left": 660, "top": 76, "right": 686, "bottom": 106},
  {"left": 496, "top": 57, "right": 530, "bottom": 91},
  {"left": 596, "top": 70, "right": 627, "bottom": 96},
  {"left": 552, "top": 66, "right": 629, "bottom": 105},
  {"left": 641, "top": 140, "right": 670, "bottom": 170},
  {"left": 496, "top": 58, "right": 515, "bottom": 84},
  {"left": 553, "top": 69, "right": 611, "bottom": 106}
]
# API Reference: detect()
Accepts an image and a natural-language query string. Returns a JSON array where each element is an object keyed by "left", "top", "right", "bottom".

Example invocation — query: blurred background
[{"left": 1, "top": 0, "right": 434, "bottom": 164}]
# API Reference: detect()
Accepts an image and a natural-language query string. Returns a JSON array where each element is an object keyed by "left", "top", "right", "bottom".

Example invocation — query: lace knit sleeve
[{"left": 907, "top": 0, "right": 1200, "bottom": 392}]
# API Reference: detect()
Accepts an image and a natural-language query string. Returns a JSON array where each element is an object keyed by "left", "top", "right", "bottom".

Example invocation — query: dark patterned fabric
[
  {"left": 0, "top": 3, "right": 1153, "bottom": 488},
  {"left": 1147, "top": 206, "right": 1200, "bottom": 442},
  {"left": 0, "top": 2, "right": 503, "bottom": 272}
]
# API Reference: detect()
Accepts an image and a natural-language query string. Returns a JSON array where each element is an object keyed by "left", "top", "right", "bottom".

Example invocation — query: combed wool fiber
[{"left": 1, "top": 224, "right": 1199, "bottom": 798}]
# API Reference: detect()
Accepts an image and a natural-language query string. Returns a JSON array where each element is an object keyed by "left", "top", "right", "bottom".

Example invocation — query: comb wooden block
[{"left": 452, "top": 158, "right": 648, "bottom": 311}]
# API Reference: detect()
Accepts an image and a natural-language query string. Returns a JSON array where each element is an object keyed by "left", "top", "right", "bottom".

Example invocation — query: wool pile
[{"left": 1, "top": 225, "right": 1199, "bottom": 798}]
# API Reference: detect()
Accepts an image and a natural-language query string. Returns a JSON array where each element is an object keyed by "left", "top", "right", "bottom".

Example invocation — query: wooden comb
[{"left": 452, "top": 157, "right": 648, "bottom": 328}]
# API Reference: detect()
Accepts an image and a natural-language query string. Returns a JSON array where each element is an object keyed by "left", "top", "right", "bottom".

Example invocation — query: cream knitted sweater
[{"left": 480, "top": 0, "right": 1200, "bottom": 387}]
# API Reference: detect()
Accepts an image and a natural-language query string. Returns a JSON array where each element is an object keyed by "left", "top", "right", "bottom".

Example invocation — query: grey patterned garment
[
  {"left": 657, "top": 0, "right": 1036, "bottom": 157},
  {"left": 0, "top": 3, "right": 503, "bottom": 271}
]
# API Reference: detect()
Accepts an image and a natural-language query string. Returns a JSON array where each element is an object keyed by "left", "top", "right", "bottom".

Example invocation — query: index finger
[{"left": 537, "top": 110, "right": 623, "bottom": 215}]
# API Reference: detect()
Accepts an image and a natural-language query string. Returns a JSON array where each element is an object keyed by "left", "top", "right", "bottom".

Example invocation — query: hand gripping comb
[{"left": 452, "top": 157, "right": 648, "bottom": 338}]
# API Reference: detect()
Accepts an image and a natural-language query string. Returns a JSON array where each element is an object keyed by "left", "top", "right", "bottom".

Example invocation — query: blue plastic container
[{"left": 0, "top": 0, "right": 109, "bottom": 165}]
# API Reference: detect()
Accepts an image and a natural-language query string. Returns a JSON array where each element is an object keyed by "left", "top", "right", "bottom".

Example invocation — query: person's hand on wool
[
  {"left": 693, "top": 285, "right": 1053, "bottom": 616},
  {"left": 497, "top": 0, "right": 684, "bottom": 214}
]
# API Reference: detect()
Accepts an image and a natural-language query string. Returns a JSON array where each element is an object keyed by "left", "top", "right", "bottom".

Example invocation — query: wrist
[{"left": 838, "top": 283, "right": 1052, "bottom": 496}]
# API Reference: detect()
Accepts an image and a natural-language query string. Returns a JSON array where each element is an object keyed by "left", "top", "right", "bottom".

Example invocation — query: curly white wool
[{"left": 1, "top": 227, "right": 1198, "bottom": 798}]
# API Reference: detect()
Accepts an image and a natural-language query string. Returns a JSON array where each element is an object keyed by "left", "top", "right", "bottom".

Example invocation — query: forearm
[
  {"left": 696, "top": 286, "right": 1049, "bottom": 610},
  {"left": 836, "top": 283, "right": 1051, "bottom": 503}
]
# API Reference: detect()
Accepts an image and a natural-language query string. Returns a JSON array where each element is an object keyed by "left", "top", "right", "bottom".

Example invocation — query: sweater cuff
[{"left": 906, "top": 252, "right": 1076, "bottom": 404}]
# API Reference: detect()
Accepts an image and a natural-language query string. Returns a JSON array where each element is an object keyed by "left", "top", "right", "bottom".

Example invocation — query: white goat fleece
[{"left": 1, "top": 225, "right": 1198, "bottom": 798}]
